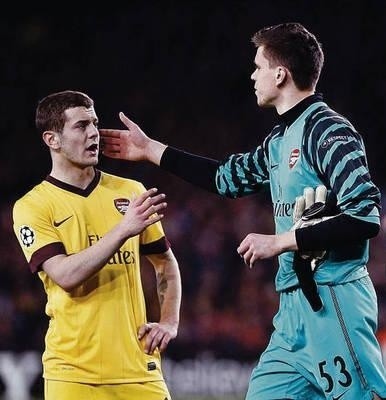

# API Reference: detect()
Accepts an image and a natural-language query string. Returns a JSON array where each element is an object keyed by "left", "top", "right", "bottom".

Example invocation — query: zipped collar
[{"left": 278, "top": 93, "right": 324, "bottom": 127}]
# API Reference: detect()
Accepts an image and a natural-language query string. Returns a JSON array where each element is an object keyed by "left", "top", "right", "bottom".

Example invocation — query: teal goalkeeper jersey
[{"left": 215, "top": 94, "right": 381, "bottom": 291}]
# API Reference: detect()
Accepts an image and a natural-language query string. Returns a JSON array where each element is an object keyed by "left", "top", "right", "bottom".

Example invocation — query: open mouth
[{"left": 86, "top": 143, "right": 99, "bottom": 155}]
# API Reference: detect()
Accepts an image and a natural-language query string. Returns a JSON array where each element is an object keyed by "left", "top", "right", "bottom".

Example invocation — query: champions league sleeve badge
[{"left": 19, "top": 225, "right": 35, "bottom": 248}]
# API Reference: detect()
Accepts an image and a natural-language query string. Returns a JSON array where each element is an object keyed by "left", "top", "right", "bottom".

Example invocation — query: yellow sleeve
[{"left": 13, "top": 193, "right": 65, "bottom": 272}]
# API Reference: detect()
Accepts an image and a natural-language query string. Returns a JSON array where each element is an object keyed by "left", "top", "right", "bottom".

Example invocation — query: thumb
[
  {"left": 137, "top": 323, "right": 150, "bottom": 339},
  {"left": 119, "top": 111, "right": 132, "bottom": 128}
]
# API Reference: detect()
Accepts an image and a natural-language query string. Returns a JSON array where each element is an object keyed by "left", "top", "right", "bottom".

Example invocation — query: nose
[
  {"left": 251, "top": 70, "right": 256, "bottom": 81},
  {"left": 89, "top": 125, "right": 99, "bottom": 138}
]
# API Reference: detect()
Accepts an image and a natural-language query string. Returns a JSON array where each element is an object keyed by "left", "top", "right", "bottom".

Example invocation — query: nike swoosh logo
[
  {"left": 270, "top": 164, "right": 279, "bottom": 169},
  {"left": 53, "top": 215, "right": 73, "bottom": 227},
  {"left": 332, "top": 390, "right": 348, "bottom": 400}
]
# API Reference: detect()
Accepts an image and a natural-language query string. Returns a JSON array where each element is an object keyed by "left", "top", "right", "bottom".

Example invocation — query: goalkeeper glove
[
  {"left": 291, "top": 185, "right": 336, "bottom": 311},
  {"left": 292, "top": 185, "right": 335, "bottom": 269}
]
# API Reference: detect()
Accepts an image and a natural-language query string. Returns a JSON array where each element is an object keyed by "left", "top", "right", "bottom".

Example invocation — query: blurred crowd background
[{"left": 1, "top": 2, "right": 386, "bottom": 397}]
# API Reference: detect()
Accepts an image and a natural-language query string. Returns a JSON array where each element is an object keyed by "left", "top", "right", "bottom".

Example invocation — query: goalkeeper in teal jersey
[{"left": 101, "top": 22, "right": 385, "bottom": 400}]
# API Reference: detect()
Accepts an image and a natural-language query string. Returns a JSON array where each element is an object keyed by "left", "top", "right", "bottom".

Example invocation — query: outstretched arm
[
  {"left": 100, "top": 113, "right": 220, "bottom": 193},
  {"left": 100, "top": 112, "right": 167, "bottom": 165}
]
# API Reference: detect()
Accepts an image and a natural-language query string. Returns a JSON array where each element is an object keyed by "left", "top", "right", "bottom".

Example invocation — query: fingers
[
  {"left": 237, "top": 240, "right": 247, "bottom": 257},
  {"left": 132, "top": 188, "right": 160, "bottom": 206},
  {"left": 303, "top": 187, "right": 315, "bottom": 209},
  {"left": 143, "top": 201, "right": 167, "bottom": 220},
  {"left": 237, "top": 233, "right": 277, "bottom": 265},
  {"left": 131, "top": 188, "right": 167, "bottom": 227},
  {"left": 292, "top": 186, "right": 328, "bottom": 226},
  {"left": 238, "top": 249, "right": 256, "bottom": 269},
  {"left": 237, "top": 240, "right": 255, "bottom": 268},
  {"left": 99, "top": 129, "right": 121, "bottom": 138},
  {"left": 301, "top": 185, "right": 327, "bottom": 209},
  {"left": 134, "top": 190, "right": 167, "bottom": 215},
  {"left": 157, "top": 334, "right": 171, "bottom": 353},
  {"left": 100, "top": 136, "right": 122, "bottom": 146},
  {"left": 138, "top": 323, "right": 173, "bottom": 354},
  {"left": 146, "top": 330, "right": 171, "bottom": 354},
  {"left": 293, "top": 195, "right": 305, "bottom": 223},
  {"left": 137, "top": 323, "right": 150, "bottom": 340},
  {"left": 244, "top": 249, "right": 255, "bottom": 269},
  {"left": 315, "top": 185, "right": 327, "bottom": 204},
  {"left": 121, "top": 189, "right": 167, "bottom": 237},
  {"left": 101, "top": 144, "right": 121, "bottom": 157},
  {"left": 99, "top": 130, "right": 122, "bottom": 157}
]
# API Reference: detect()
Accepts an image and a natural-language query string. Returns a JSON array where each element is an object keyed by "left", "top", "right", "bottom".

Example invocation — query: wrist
[
  {"left": 159, "top": 317, "right": 179, "bottom": 329},
  {"left": 111, "top": 222, "right": 134, "bottom": 243},
  {"left": 277, "top": 231, "right": 298, "bottom": 253},
  {"left": 147, "top": 140, "right": 167, "bottom": 165}
]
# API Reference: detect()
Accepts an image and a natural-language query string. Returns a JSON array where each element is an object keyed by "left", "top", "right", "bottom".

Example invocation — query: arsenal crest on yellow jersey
[{"left": 114, "top": 198, "right": 130, "bottom": 214}]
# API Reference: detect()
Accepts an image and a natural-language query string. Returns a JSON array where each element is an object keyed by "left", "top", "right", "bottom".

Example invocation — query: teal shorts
[{"left": 246, "top": 276, "right": 386, "bottom": 399}]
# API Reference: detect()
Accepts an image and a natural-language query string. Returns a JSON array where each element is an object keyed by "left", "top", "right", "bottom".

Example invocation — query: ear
[
  {"left": 275, "top": 66, "right": 287, "bottom": 86},
  {"left": 42, "top": 130, "right": 61, "bottom": 150}
]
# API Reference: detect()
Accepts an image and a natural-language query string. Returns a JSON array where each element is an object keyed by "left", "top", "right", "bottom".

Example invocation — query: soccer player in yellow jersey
[{"left": 12, "top": 90, "right": 182, "bottom": 400}]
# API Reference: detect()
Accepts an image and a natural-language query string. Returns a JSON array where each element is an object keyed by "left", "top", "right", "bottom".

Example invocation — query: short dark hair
[
  {"left": 35, "top": 90, "right": 94, "bottom": 134},
  {"left": 252, "top": 22, "right": 324, "bottom": 90}
]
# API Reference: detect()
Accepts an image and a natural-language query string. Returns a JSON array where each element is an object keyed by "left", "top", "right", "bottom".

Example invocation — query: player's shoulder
[
  {"left": 305, "top": 102, "right": 357, "bottom": 139},
  {"left": 309, "top": 102, "right": 346, "bottom": 122},
  {"left": 14, "top": 181, "right": 49, "bottom": 209},
  {"left": 99, "top": 170, "right": 146, "bottom": 193}
]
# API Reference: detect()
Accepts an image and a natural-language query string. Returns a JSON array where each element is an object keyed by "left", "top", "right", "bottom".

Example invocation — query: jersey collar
[
  {"left": 278, "top": 93, "right": 324, "bottom": 126},
  {"left": 46, "top": 169, "right": 101, "bottom": 197}
]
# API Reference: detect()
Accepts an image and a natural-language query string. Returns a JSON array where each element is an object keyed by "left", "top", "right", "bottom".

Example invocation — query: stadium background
[{"left": 1, "top": 2, "right": 385, "bottom": 399}]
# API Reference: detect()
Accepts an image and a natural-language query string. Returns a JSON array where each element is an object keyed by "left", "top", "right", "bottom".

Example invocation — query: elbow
[
  {"left": 367, "top": 222, "right": 380, "bottom": 239},
  {"left": 58, "top": 281, "right": 79, "bottom": 293},
  {"left": 344, "top": 215, "right": 381, "bottom": 240},
  {"left": 53, "top": 276, "right": 82, "bottom": 292},
  {"left": 42, "top": 255, "right": 86, "bottom": 292},
  {"left": 61, "top": 284, "right": 78, "bottom": 293}
]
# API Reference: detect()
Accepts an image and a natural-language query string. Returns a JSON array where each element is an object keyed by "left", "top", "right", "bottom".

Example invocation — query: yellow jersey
[{"left": 13, "top": 170, "right": 169, "bottom": 384}]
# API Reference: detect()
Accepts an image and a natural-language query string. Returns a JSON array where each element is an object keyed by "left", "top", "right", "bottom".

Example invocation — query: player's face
[
  {"left": 58, "top": 106, "right": 100, "bottom": 167},
  {"left": 250, "top": 46, "right": 279, "bottom": 108}
]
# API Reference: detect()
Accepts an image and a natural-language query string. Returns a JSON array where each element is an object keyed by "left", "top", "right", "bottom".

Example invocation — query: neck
[
  {"left": 50, "top": 164, "right": 96, "bottom": 189},
  {"left": 275, "top": 87, "right": 315, "bottom": 115}
]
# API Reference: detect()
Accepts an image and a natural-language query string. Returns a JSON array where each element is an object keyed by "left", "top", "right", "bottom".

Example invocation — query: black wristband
[
  {"left": 296, "top": 214, "right": 379, "bottom": 251},
  {"left": 160, "top": 146, "right": 220, "bottom": 193}
]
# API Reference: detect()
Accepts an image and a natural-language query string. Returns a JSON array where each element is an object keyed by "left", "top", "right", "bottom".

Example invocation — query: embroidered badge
[
  {"left": 19, "top": 225, "right": 35, "bottom": 248},
  {"left": 321, "top": 135, "right": 349, "bottom": 148},
  {"left": 114, "top": 198, "right": 130, "bottom": 214},
  {"left": 289, "top": 149, "right": 300, "bottom": 169}
]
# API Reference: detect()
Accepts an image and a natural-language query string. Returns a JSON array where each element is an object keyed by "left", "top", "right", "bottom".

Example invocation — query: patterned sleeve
[
  {"left": 215, "top": 140, "right": 270, "bottom": 198},
  {"left": 307, "top": 112, "right": 380, "bottom": 225}
]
